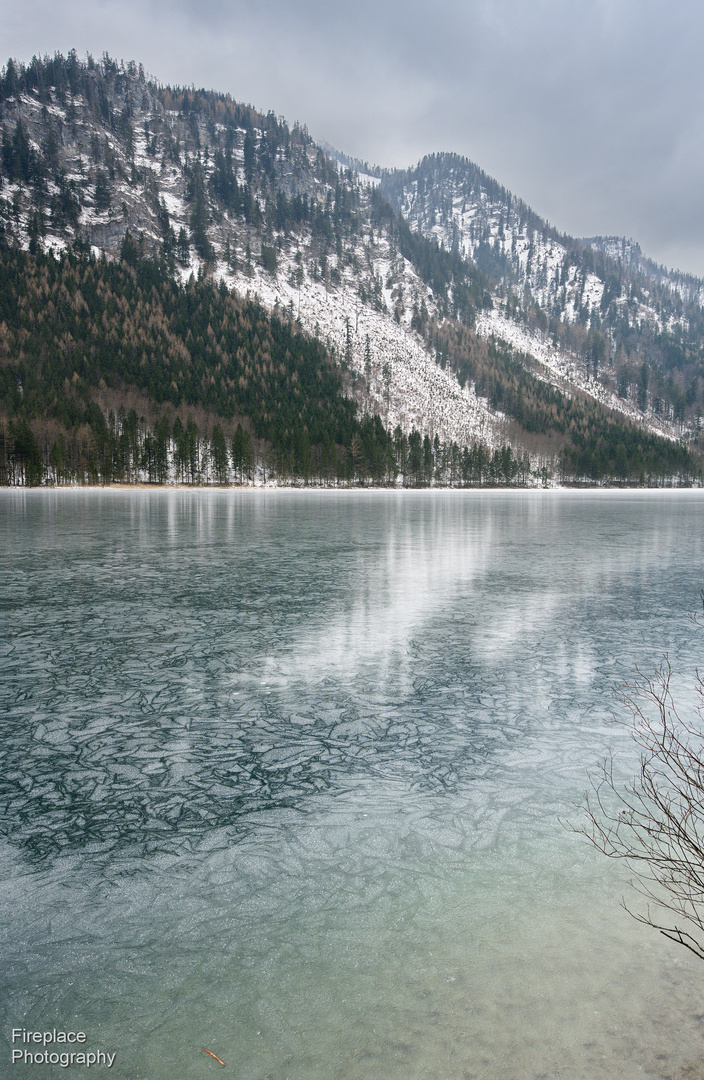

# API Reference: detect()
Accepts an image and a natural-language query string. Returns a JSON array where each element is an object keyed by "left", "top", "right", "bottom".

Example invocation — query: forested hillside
[
  {"left": 0, "top": 52, "right": 700, "bottom": 487},
  {"left": 0, "top": 241, "right": 695, "bottom": 486},
  {"left": 0, "top": 240, "right": 399, "bottom": 485},
  {"left": 0, "top": 51, "right": 507, "bottom": 453}
]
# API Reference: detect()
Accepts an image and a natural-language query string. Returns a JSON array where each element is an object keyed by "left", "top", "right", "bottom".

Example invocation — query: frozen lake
[{"left": 2, "top": 488, "right": 704, "bottom": 1078}]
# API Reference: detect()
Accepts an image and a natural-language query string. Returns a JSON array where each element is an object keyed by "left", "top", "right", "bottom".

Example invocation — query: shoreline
[{"left": 1, "top": 483, "right": 702, "bottom": 496}]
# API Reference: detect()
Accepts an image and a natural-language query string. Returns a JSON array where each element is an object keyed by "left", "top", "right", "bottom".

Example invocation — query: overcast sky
[{"left": 4, "top": 0, "right": 704, "bottom": 275}]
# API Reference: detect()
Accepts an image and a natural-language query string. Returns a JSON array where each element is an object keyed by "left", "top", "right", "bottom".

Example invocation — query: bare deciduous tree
[{"left": 582, "top": 618, "right": 704, "bottom": 961}]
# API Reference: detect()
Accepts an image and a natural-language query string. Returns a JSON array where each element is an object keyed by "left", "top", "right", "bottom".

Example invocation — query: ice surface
[{"left": 3, "top": 490, "right": 704, "bottom": 1079}]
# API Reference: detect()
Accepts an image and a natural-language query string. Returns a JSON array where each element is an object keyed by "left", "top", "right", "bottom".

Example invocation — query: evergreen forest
[{"left": 0, "top": 240, "right": 697, "bottom": 487}]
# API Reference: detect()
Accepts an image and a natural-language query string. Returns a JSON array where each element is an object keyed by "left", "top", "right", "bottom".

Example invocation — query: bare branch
[{"left": 575, "top": 601, "right": 704, "bottom": 960}]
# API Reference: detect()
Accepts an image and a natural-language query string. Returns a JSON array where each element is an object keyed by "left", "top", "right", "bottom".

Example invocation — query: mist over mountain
[{"left": 0, "top": 52, "right": 701, "bottom": 486}]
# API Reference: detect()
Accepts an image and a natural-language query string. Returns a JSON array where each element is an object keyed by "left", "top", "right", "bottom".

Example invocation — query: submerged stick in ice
[{"left": 202, "top": 1047, "right": 226, "bottom": 1066}]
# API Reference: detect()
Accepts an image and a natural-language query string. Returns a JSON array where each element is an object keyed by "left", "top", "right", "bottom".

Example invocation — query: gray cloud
[{"left": 4, "top": 0, "right": 704, "bottom": 273}]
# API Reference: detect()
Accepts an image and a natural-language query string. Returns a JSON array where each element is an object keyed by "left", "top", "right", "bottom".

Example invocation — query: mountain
[
  {"left": 379, "top": 153, "right": 704, "bottom": 442},
  {"left": 0, "top": 52, "right": 699, "bottom": 486}
]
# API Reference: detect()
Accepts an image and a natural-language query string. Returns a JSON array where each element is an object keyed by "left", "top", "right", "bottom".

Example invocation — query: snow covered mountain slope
[
  {"left": 379, "top": 154, "right": 704, "bottom": 441},
  {"left": 584, "top": 235, "right": 704, "bottom": 308},
  {"left": 0, "top": 58, "right": 505, "bottom": 449},
  {"left": 1, "top": 53, "right": 702, "bottom": 481}
]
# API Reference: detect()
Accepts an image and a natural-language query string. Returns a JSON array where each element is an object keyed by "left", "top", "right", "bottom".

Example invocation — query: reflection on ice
[{"left": 2, "top": 489, "right": 704, "bottom": 1079}]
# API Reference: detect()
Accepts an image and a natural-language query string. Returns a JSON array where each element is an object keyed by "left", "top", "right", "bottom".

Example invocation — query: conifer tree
[{"left": 211, "top": 423, "right": 229, "bottom": 483}]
